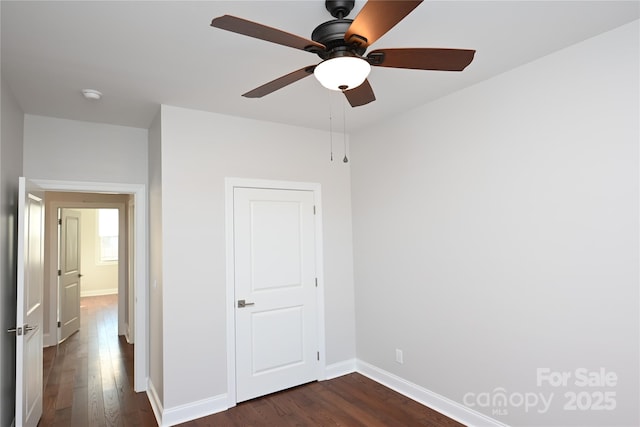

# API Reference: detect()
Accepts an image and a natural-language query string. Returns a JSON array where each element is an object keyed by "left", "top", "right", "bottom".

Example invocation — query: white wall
[
  {"left": 156, "top": 105, "right": 356, "bottom": 411},
  {"left": 23, "top": 115, "right": 147, "bottom": 184},
  {"left": 350, "top": 21, "right": 639, "bottom": 427},
  {"left": 78, "top": 209, "right": 118, "bottom": 297},
  {"left": 0, "top": 76, "right": 24, "bottom": 427}
]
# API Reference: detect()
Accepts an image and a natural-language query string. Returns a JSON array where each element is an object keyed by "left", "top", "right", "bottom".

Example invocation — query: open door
[
  {"left": 59, "top": 209, "right": 81, "bottom": 342},
  {"left": 14, "top": 177, "right": 44, "bottom": 427}
]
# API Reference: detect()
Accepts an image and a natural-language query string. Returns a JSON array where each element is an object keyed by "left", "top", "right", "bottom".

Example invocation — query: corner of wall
[
  {"left": 147, "top": 376, "right": 229, "bottom": 427},
  {"left": 324, "top": 358, "right": 357, "bottom": 380},
  {"left": 146, "top": 378, "right": 164, "bottom": 426},
  {"left": 355, "top": 360, "right": 507, "bottom": 427}
]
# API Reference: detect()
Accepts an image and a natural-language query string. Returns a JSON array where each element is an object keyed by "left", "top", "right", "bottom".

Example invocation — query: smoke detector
[{"left": 81, "top": 89, "right": 102, "bottom": 100}]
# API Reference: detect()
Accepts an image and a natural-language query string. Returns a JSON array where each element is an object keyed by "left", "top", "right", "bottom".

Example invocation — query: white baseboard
[
  {"left": 146, "top": 378, "right": 163, "bottom": 426},
  {"left": 43, "top": 332, "right": 57, "bottom": 348},
  {"left": 81, "top": 289, "right": 118, "bottom": 297},
  {"left": 145, "top": 359, "right": 504, "bottom": 426},
  {"left": 147, "top": 378, "right": 228, "bottom": 427},
  {"left": 125, "top": 328, "right": 133, "bottom": 344},
  {"left": 356, "top": 360, "right": 507, "bottom": 427},
  {"left": 324, "top": 358, "right": 356, "bottom": 380},
  {"left": 162, "top": 394, "right": 227, "bottom": 426}
]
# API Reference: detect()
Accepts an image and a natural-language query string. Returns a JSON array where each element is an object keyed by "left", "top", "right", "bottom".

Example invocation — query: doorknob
[
  {"left": 7, "top": 324, "right": 36, "bottom": 335},
  {"left": 24, "top": 324, "right": 38, "bottom": 332},
  {"left": 7, "top": 326, "right": 22, "bottom": 336},
  {"left": 237, "top": 299, "right": 255, "bottom": 308}
]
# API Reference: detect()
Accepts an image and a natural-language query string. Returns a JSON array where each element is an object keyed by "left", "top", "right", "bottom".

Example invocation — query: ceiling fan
[{"left": 211, "top": 0, "right": 475, "bottom": 107}]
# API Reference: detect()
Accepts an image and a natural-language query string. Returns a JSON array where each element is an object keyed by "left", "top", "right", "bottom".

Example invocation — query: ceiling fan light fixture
[{"left": 314, "top": 56, "right": 371, "bottom": 91}]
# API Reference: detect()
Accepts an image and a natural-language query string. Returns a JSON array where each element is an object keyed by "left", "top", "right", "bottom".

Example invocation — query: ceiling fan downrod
[{"left": 325, "top": 0, "right": 355, "bottom": 19}]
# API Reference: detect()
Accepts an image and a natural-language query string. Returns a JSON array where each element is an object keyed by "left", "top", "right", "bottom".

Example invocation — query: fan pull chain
[
  {"left": 342, "top": 96, "right": 349, "bottom": 163},
  {"left": 329, "top": 92, "right": 333, "bottom": 161}
]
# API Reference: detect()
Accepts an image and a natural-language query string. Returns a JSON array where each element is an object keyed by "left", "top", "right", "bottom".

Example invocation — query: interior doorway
[
  {"left": 58, "top": 208, "right": 121, "bottom": 343},
  {"left": 32, "top": 179, "right": 148, "bottom": 393},
  {"left": 45, "top": 194, "right": 129, "bottom": 349}
]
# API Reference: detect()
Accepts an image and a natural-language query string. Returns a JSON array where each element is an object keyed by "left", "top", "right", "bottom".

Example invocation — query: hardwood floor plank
[
  {"left": 70, "top": 385, "right": 89, "bottom": 426},
  {"left": 88, "top": 366, "right": 107, "bottom": 427}
]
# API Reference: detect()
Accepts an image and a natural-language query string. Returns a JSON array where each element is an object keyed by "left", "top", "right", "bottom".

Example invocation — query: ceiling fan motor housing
[
  {"left": 311, "top": 0, "right": 366, "bottom": 60},
  {"left": 311, "top": 18, "right": 367, "bottom": 60}
]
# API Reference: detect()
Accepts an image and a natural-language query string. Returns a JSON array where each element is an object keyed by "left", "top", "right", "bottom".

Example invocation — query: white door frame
[
  {"left": 224, "top": 178, "right": 327, "bottom": 408},
  {"left": 32, "top": 179, "right": 148, "bottom": 392}
]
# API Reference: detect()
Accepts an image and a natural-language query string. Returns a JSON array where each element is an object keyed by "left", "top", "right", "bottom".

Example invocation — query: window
[{"left": 98, "top": 209, "right": 118, "bottom": 262}]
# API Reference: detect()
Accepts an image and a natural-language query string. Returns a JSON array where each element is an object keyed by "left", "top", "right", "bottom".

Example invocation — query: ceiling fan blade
[
  {"left": 344, "top": 1, "right": 422, "bottom": 48},
  {"left": 343, "top": 79, "right": 376, "bottom": 107},
  {"left": 211, "top": 15, "right": 325, "bottom": 52},
  {"left": 243, "top": 66, "right": 316, "bottom": 98},
  {"left": 368, "top": 48, "right": 475, "bottom": 71}
]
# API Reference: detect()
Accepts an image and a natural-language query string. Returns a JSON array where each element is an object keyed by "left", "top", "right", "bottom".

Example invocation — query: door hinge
[
  {"left": 317, "top": 351, "right": 320, "bottom": 361},
  {"left": 313, "top": 205, "right": 316, "bottom": 215},
  {"left": 58, "top": 218, "right": 62, "bottom": 225},
  {"left": 58, "top": 269, "right": 61, "bottom": 276},
  {"left": 315, "top": 278, "right": 318, "bottom": 288},
  {"left": 57, "top": 321, "right": 61, "bottom": 328}
]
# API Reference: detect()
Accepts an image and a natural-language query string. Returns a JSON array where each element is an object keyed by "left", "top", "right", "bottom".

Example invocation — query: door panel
[
  {"left": 59, "top": 209, "right": 81, "bottom": 342},
  {"left": 234, "top": 188, "right": 317, "bottom": 402},
  {"left": 251, "top": 306, "right": 304, "bottom": 374},
  {"left": 16, "top": 177, "right": 44, "bottom": 427},
  {"left": 250, "top": 201, "right": 302, "bottom": 290}
]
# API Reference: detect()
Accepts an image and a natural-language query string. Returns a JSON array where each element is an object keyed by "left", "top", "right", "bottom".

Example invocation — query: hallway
[{"left": 40, "top": 295, "right": 156, "bottom": 426}]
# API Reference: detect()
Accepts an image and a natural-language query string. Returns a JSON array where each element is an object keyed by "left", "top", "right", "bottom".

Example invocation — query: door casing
[{"left": 225, "top": 178, "right": 327, "bottom": 407}]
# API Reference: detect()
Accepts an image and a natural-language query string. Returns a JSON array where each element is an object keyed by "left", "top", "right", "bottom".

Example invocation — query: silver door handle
[
  {"left": 7, "top": 326, "right": 22, "bottom": 335},
  {"left": 237, "top": 299, "right": 255, "bottom": 308},
  {"left": 7, "top": 324, "right": 37, "bottom": 335}
]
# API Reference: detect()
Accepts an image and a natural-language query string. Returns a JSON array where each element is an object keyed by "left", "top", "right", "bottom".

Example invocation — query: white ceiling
[{"left": 2, "top": 1, "right": 638, "bottom": 132}]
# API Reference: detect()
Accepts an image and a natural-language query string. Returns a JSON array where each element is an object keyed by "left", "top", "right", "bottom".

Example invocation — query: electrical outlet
[{"left": 395, "top": 349, "right": 404, "bottom": 364}]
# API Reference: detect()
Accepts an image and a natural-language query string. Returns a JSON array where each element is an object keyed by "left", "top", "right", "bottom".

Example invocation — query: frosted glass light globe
[{"left": 314, "top": 57, "right": 371, "bottom": 91}]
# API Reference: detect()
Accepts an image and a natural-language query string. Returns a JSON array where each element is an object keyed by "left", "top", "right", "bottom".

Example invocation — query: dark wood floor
[
  {"left": 179, "top": 373, "right": 465, "bottom": 427},
  {"left": 40, "top": 295, "right": 464, "bottom": 427},
  {"left": 39, "top": 295, "right": 155, "bottom": 426}
]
